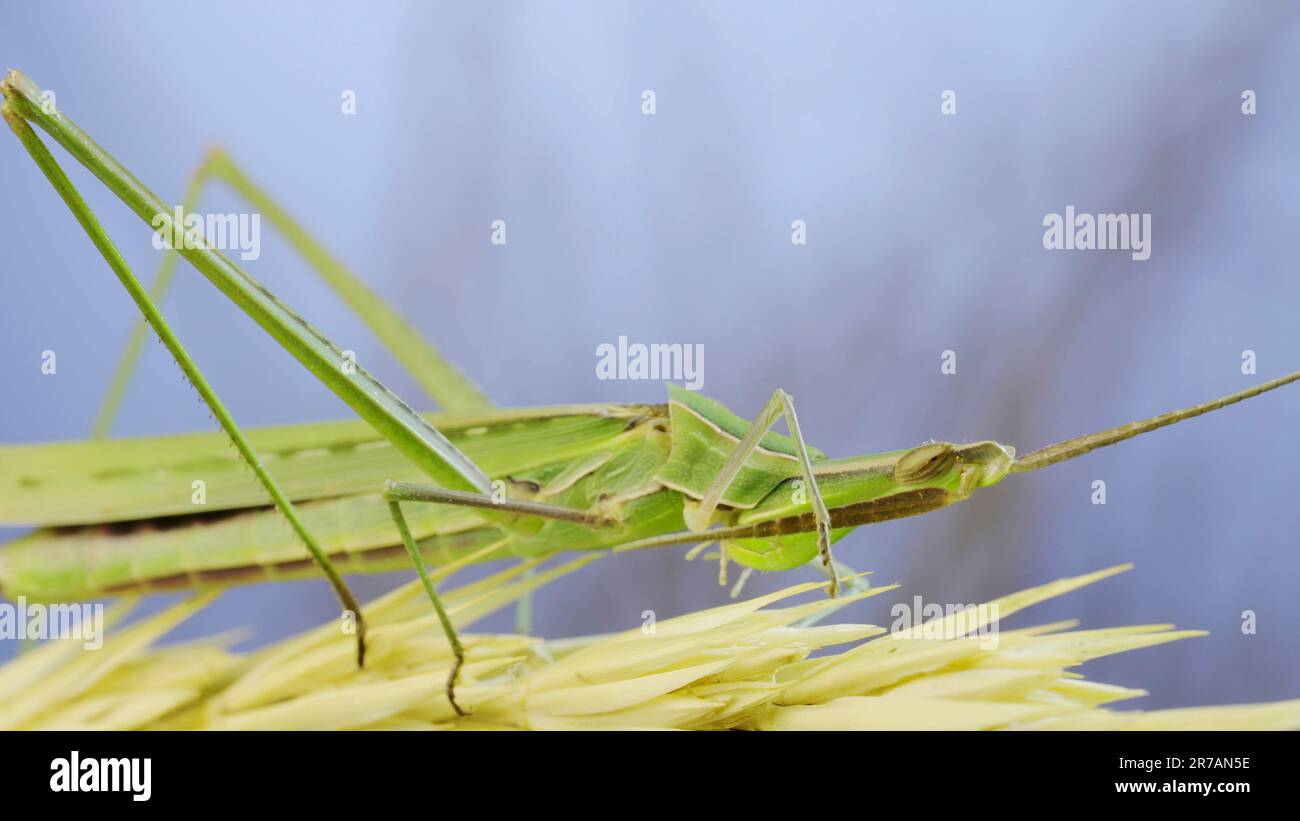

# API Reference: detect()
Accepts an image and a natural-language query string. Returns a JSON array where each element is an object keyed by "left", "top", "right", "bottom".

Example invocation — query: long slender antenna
[{"left": 1011, "top": 370, "right": 1300, "bottom": 473}]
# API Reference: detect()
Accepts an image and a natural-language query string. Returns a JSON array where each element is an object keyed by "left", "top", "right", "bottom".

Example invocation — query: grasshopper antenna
[{"left": 1011, "top": 370, "right": 1300, "bottom": 473}]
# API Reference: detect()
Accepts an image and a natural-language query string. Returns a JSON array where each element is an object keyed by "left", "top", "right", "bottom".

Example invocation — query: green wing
[
  {"left": 0, "top": 404, "right": 653, "bottom": 526},
  {"left": 0, "top": 403, "right": 674, "bottom": 601}
]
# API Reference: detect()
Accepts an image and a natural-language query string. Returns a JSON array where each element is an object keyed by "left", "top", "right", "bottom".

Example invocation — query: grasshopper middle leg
[{"left": 382, "top": 479, "right": 620, "bottom": 712}]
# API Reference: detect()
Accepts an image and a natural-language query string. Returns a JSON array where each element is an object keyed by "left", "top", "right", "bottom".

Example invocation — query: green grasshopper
[{"left": 3, "top": 69, "right": 1297, "bottom": 714}]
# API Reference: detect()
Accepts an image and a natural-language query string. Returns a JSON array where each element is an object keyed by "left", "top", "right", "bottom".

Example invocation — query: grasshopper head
[
  {"left": 894, "top": 440, "right": 1015, "bottom": 489},
  {"left": 956, "top": 440, "right": 1016, "bottom": 486}
]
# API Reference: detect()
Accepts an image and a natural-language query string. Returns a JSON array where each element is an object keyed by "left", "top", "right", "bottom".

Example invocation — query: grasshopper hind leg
[{"left": 1, "top": 101, "right": 369, "bottom": 669}]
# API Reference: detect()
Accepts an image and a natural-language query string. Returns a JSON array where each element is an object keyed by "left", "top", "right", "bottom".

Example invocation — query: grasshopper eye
[{"left": 894, "top": 442, "right": 956, "bottom": 484}]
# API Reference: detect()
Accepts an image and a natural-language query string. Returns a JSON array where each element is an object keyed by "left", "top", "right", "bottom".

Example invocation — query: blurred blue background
[{"left": 1, "top": 1, "right": 1297, "bottom": 709}]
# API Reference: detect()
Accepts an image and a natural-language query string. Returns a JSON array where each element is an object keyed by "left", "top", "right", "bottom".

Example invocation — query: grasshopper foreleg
[{"left": 685, "top": 389, "right": 837, "bottom": 596}]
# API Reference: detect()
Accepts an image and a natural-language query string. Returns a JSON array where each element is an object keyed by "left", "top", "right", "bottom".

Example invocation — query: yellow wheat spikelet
[{"left": 2, "top": 560, "right": 1296, "bottom": 731}]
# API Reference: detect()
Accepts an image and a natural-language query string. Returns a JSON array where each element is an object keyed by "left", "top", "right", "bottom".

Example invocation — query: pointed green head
[{"left": 892, "top": 440, "right": 1016, "bottom": 489}]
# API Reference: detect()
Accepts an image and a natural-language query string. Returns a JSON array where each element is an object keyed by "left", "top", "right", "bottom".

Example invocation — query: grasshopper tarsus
[
  {"left": 815, "top": 520, "right": 838, "bottom": 598},
  {"left": 447, "top": 654, "right": 467, "bottom": 718}
]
